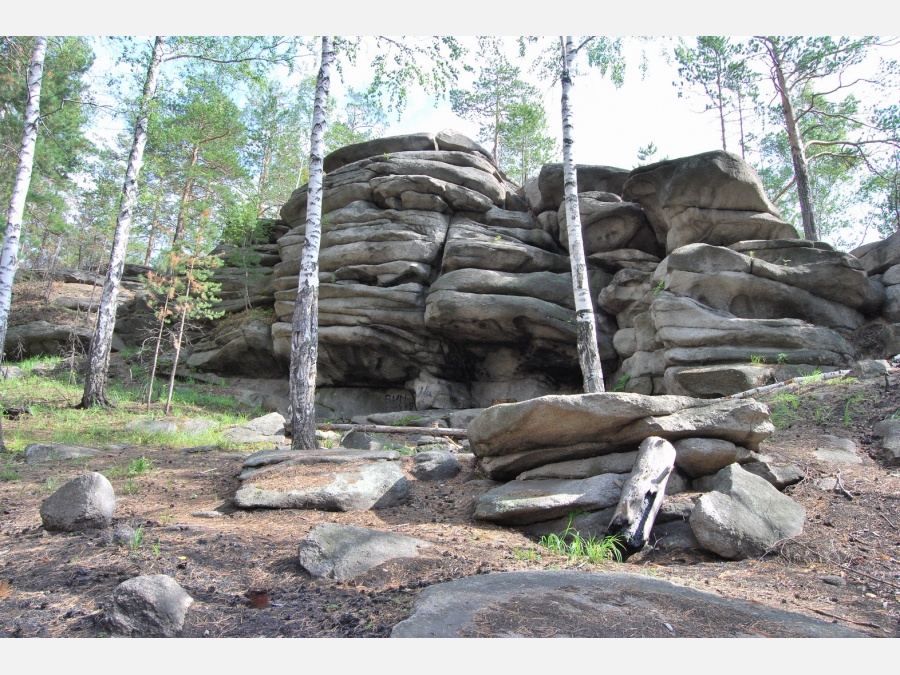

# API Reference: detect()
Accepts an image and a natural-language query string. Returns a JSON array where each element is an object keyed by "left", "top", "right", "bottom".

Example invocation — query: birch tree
[
  {"left": 559, "top": 36, "right": 606, "bottom": 393},
  {"left": 80, "top": 36, "right": 298, "bottom": 408},
  {"left": 290, "top": 36, "right": 334, "bottom": 451},
  {"left": 0, "top": 37, "right": 46, "bottom": 451},
  {"left": 289, "top": 35, "right": 465, "bottom": 449},
  {"left": 80, "top": 36, "right": 166, "bottom": 408}
]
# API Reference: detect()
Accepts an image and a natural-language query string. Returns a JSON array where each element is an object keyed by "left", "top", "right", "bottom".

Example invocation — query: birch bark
[
  {"left": 560, "top": 36, "right": 605, "bottom": 393},
  {"left": 289, "top": 36, "right": 334, "bottom": 450},
  {"left": 81, "top": 36, "right": 166, "bottom": 407},
  {"left": 0, "top": 36, "right": 47, "bottom": 362}
]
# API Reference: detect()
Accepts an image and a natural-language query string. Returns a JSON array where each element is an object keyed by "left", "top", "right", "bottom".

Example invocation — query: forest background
[{"left": 2, "top": 26, "right": 899, "bottom": 280}]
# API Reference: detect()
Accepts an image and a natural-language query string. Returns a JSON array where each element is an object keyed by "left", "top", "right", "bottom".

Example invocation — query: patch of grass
[
  {"left": 44, "top": 476, "right": 59, "bottom": 492},
  {"left": 844, "top": 394, "right": 865, "bottom": 427},
  {"left": 513, "top": 547, "right": 543, "bottom": 562},
  {"left": 1, "top": 463, "right": 21, "bottom": 482},
  {"left": 127, "top": 456, "right": 154, "bottom": 476},
  {"left": 612, "top": 375, "right": 631, "bottom": 392},
  {"left": 122, "top": 478, "right": 139, "bottom": 496},
  {"left": 770, "top": 392, "right": 801, "bottom": 430},
  {"left": 130, "top": 526, "right": 144, "bottom": 549},
  {"left": 395, "top": 415, "right": 423, "bottom": 426},
  {"left": 749, "top": 355, "right": 767, "bottom": 366},
  {"left": 539, "top": 514, "right": 623, "bottom": 564}
]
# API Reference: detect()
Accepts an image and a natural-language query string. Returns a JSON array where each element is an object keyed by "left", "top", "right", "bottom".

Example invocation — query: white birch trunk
[
  {"left": 0, "top": 37, "right": 47, "bottom": 362},
  {"left": 560, "top": 37, "right": 605, "bottom": 394},
  {"left": 81, "top": 36, "right": 166, "bottom": 407},
  {"left": 290, "top": 36, "right": 334, "bottom": 450}
]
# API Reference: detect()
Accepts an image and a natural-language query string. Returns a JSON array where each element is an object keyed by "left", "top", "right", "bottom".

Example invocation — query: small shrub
[{"left": 776, "top": 353, "right": 788, "bottom": 364}]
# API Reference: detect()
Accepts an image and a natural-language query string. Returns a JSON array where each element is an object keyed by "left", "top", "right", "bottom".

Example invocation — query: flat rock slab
[
  {"left": 243, "top": 447, "right": 400, "bottom": 469},
  {"left": 469, "top": 393, "right": 773, "bottom": 479},
  {"left": 390, "top": 571, "right": 864, "bottom": 638},
  {"left": 234, "top": 461, "right": 409, "bottom": 511},
  {"left": 239, "top": 449, "right": 401, "bottom": 481},
  {"left": 474, "top": 473, "right": 627, "bottom": 526},
  {"left": 222, "top": 412, "right": 286, "bottom": 445},
  {"left": 25, "top": 443, "right": 100, "bottom": 463},
  {"left": 813, "top": 435, "right": 861, "bottom": 465},
  {"left": 123, "top": 418, "right": 219, "bottom": 436},
  {"left": 298, "top": 523, "right": 431, "bottom": 580}
]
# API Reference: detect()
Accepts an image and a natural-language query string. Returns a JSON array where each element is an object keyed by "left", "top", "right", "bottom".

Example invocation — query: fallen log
[
  {"left": 606, "top": 436, "right": 676, "bottom": 553},
  {"left": 312, "top": 423, "right": 468, "bottom": 438}
]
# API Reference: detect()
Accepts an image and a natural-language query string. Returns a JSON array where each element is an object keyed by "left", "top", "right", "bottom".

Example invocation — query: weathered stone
[
  {"left": 473, "top": 473, "right": 626, "bottom": 525},
  {"left": 390, "top": 570, "right": 864, "bottom": 638},
  {"left": 234, "top": 462, "right": 409, "bottom": 511},
  {"left": 4, "top": 321, "right": 125, "bottom": 359},
  {"left": 222, "top": 412, "right": 286, "bottom": 445},
  {"left": 341, "top": 431, "right": 388, "bottom": 451},
  {"left": 852, "top": 229, "right": 900, "bottom": 275},
  {"left": 409, "top": 451, "right": 461, "bottom": 481},
  {"left": 516, "top": 451, "right": 638, "bottom": 480},
  {"left": 622, "top": 151, "right": 796, "bottom": 252},
  {"left": 527, "top": 163, "right": 630, "bottom": 213},
  {"left": 813, "top": 435, "right": 861, "bottom": 465},
  {"left": 689, "top": 464, "right": 805, "bottom": 560},
  {"left": 105, "top": 574, "right": 193, "bottom": 637},
  {"left": 673, "top": 438, "right": 754, "bottom": 477},
  {"left": 469, "top": 393, "right": 773, "bottom": 479},
  {"left": 741, "top": 460, "right": 805, "bottom": 489},
  {"left": 40, "top": 473, "right": 115, "bottom": 532},
  {"left": 873, "top": 419, "right": 900, "bottom": 466},
  {"left": 25, "top": 443, "right": 100, "bottom": 463},
  {"left": 298, "top": 523, "right": 431, "bottom": 580}
]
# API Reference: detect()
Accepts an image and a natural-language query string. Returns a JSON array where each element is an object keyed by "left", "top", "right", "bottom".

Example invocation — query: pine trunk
[
  {"left": 0, "top": 37, "right": 47, "bottom": 363},
  {"left": 290, "top": 36, "right": 334, "bottom": 450},
  {"left": 81, "top": 36, "right": 166, "bottom": 408},
  {"left": 560, "top": 37, "right": 605, "bottom": 394},
  {"left": 172, "top": 145, "right": 199, "bottom": 249},
  {"left": 770, "top": 42, "right": 818, "bottom": 241}
]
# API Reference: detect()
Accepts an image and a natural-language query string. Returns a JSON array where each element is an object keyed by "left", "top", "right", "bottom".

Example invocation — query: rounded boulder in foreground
[{"left": 39, "top": 472, "right": 115, "bottom": 532}]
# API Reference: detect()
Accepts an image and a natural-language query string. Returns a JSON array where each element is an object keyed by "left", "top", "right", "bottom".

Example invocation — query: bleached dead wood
[{"left": 606, "top": 436, "right": 676, "bottom": 552}]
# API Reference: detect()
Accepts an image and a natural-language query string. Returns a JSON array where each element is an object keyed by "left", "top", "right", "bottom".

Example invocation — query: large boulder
[
  {"left": 40, "top": 472, "right": 115, "bottom": 532},
  {"left": 622, "top": 151, "right": 797, "bottom": 253},
  {"left": 689, "top": 464, "right": 806, "bottom": 559}
]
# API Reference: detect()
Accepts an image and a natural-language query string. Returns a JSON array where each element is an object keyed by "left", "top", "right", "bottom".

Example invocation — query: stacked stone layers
[{"left": 274, "top": 131, "right": 616, "bottom": 410}]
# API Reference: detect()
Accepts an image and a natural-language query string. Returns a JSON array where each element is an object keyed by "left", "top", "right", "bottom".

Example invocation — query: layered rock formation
[{"left": 272, "top": 131, "right": 618, "bottom": 412}]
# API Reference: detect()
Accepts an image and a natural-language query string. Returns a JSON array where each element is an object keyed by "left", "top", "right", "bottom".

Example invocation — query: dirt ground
[{"left": 1, "top": 373, "right": 899, "bottom": 639}]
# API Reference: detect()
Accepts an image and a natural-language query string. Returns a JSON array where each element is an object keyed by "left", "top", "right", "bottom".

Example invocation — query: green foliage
[
  {"left": 539, "top": 514, "right": 624, "bottom": 564},
  {"left": 770, "top": 392, "right": 801, "bottom": 429},
  {"left": 512, "top": 547, "right": 542, "bottom": 562},
  {"left": 749, "top": 355, "right": 767, "bottom": 366},
  {"left": 652, "top": 280, "right": 665, "bottom": 295},
  {"left": 612, "top": 375, "right": 631, "bottom": 392},
  {"left": 777, "top": 353, "right": 789, "bottom": 364},
  {"left": 1, "top": 37, "right": 97, "bottom": 268},
  {"left": 673, "top": 37, "right": 756, "bottom": 155},
  {"left": 843, "top": 393, "right": 865, "bottom": 426},
  {"left": 127, "top": 456, "right": 154, "bottom": 476},
  {"left": 450, "top": 38, "right": 556, "bottom": 183},
  {"left": 1, "top": 463, "right": 20, "bottom": 482},
  {"left": 130, "top": 526, "right": 144, "bottom": 549}
]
